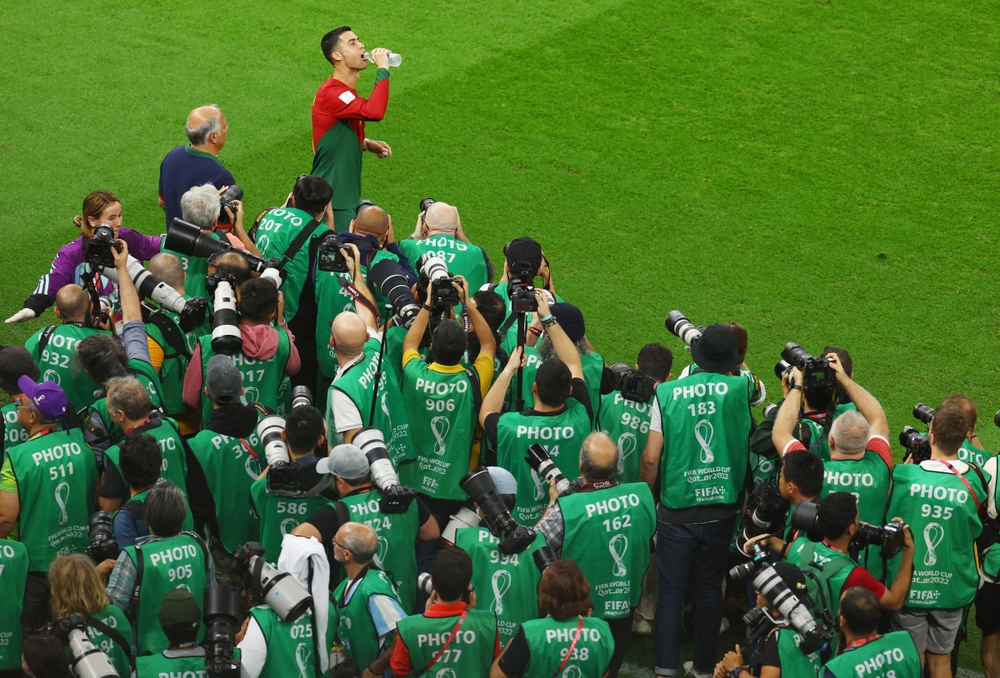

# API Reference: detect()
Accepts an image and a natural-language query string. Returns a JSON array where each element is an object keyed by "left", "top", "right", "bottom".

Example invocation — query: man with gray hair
[
  {"left": 399, "top": 201, "right": 493, "bottom": 291},
  {"left": 773, "top": 359, "right": 893, "bottom": 577},
  {"left": 535, "top": 431, "right": 655, "bottom": 677},
  {"left": 158, "top": 104, "right": 236, "bottom": 228}
]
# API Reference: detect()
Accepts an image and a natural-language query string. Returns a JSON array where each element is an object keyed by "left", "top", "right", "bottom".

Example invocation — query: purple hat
[{"left": 17, "top": 375, "right": 68, "bottom": 421}]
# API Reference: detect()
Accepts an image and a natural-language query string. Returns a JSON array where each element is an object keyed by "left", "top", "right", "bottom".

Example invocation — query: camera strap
[
  {"left": 939, "top": 460, "right": 983, "bottom": 513},
  {"left": 36, "top": 325, "right": 58, "bottom": 354},
  {"left": 366, "top": 336, "right": 387, "bottom": 427},
  {"left": 551, "top": 616, "right": 585, "bottom": 678},
  {"left": 413, "top": 610, "right": 468, "bottom": 677},
  {"left": 84, "top": 616, "right": 134, "bottom": 667},
  {"left": 276, "top": 219, "right": 325, "bottom": 271},
  {"left": 337, "top": 276, "right": 382, "bottom": 325},
  {"left": 147, "top": 311, "right": 191, "bottom": 359}
]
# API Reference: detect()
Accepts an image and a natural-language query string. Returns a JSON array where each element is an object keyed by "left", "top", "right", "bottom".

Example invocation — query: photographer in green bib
[
  {"left": 977, "top": 435, "right": 1000, "bottom": 678},
  {"left": 391, "top": 546, "right": 500, "bottom": 677},
  {"left": 0, "top": 375, "right": 96, "bottom": 637},
  {"left": 400, "top": 272, "right": 495, "bottom": 522},
  {"left": 135, "top": 589, "right": 209, "bottom": 678},
  {"left": 331, "top": 522, "right": 407, "bottom": 678},
  {"left": 144, "top": 252, "right": 206, "bottom": 437},
  {"left": 535, "top": 432, "right": 654, "bottom": 677},
  {"left": 0, "top": 347, "right": 40, "bottom": 459},
  {"left": 24, "top": 284, "right": 110, "bottom": 414},
  {"left": 714, "top": 562, "right": 824, "bottom": 678},
  {"left": 187, "top": 355, "right": 268, "bottom": 577},
  {"left": 639, "top": 323, "right": 752, "bottom": 678},
  {"left": 0, "top": 539, "right": 28, "bottom": 675},
  {"left": 453, "top": 466, "right": 545, "bottom": 647},
  {"left": 823, "top": 587, "right": 921, "bottom": 678},
  {"left": 295, "top": 444, "right": 438, "bottom": 614},
  {"left": 480, "top": 291, "right": 594, "bottom": 525},
  {"left": 400, "top": 200, "right": 493, "bottom": 293},
  {"left": 97, "top": 377, "right": 194, "bottom": 531},
  {"left": 491, "top": 558, "right": 614, "bottom": 678},
  {"left": 884, "top": 400, "right": 987, "bottom": 678},
  {"left": 106, "top": 481, "right": 216, "bottom": 655},
  {"left": 943, "top": 393, "right": 993, "bottom": 468},
  {"left": 111, "top": 435, "right": 161, "bottom": 549},
  {"left": 185, "top": 277, "right": 300, "bottom": 424},
  {"left": 250, "top": 406, "right": 339, "bottom": 562}
]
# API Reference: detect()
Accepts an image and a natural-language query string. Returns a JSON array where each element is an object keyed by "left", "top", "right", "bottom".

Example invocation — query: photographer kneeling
[
  {"left": 714, "top": 562, "right": 823, "bottom": 678},
  {"left": 822, "top": 587, "right": 920, "bottom": 678}
]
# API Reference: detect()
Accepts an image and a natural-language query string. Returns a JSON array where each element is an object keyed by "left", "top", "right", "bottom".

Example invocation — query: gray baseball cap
[
  {"left": 487, "top": 466, "right": 517, "bottom": 495},
  {"left": 317, "top": 444, "right": 370, "bottom": 479},
  {"left": 206, "top": 355, "right": 243, "bottom": 404}
]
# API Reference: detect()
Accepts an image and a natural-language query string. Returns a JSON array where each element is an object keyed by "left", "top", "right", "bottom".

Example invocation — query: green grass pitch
[{"left": 1, "top": 0, "right": 997, "bottom": 673}]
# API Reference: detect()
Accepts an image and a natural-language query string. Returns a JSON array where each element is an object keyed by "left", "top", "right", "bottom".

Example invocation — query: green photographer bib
[
  {"left": 255, "top": 207, "right": 326, "bottom": 322},
  {"left": 189, "top": 421, "right": 266, "bottom": 554},
  {"left": 249, "top": 478, "right": 335, "bottom": 561},
  {"left": 25, "top": 323, "right": 109, "bottom": 412},
  {"left": 886, "top": 462, "right": 985, "bottom": 608},
  {"left": 656, "top": 372, "right": 751, "bottom": 510},
  {"left": 146, "top": 309, "right": 202, "bottom": 416},
  {"left": 88, "top": 604, "right": 132, "bottom": 678},
  {"left": 772, "top": 627, "right": 822, "bottom": 678},
  {"left": 399, "top": 235, "right": 491, "bottom": 292},
  {"left": 198, "top": 332, "right": 291, "bottom": 424},
  {"left": 958, "top": 439, "right": 991, "bottom": 468},
  {"left": 559, "top": 483, "right": 656, "bottom": 619},
  {"left": 333, "top": 568, "right": 401, "bottom": 670},
  {"left": 2, "top": 402, "right": 27, "bottom": 458},
  {"left": 399, "top": 360, "right": 476, "bottom": 500},
  {"left": 248, "top": 602, "right": 338, "bottom": 678},
  {"left": 597, "top": 391, "right": 654, "bottom": 484},
  {"left": 821, "top": 451, "right": 891, "bottom": 579},
  {"left": 136, "top": 652, "right": 209, "bottom": 678},
  {"left": 395, "top": 607, "right": 497, "bottom": 676},
  {"left": 454, "top": 526, "right": 545, "bottom": 646},
  {"left": 495, "top": 401, "right": 592, "bottom": 524},
  {"left": 9, "top": 427, "right": 97, "bottom": 571},
  {"left": 0, "top": 541, "right": 28, "bottom": 670},
  {"left": 824, "top": 631, "right": 920, "bottom": 678},
  {"left": 89, "top": 359, "right": 167, "bottom": 446},
  {"left": 521, "top": 616, "right": 614, "bottom": 678},
  {"left": 341, "top": 490, "right": 420, "bottom": 613},
  {"left": 786, "top": 538, "right": 855, "bottom": 635}
]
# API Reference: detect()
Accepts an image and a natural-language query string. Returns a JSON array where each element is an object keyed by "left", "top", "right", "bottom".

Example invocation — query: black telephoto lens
[{"left": 913, "top": 403, "right": 935, "bottom": 425}]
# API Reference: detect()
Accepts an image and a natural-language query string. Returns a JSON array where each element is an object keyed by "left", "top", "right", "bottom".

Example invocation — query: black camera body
[
  {"left": 782, "top": 343, "right": 836, "bottom": 392},
  {"left": 419, "top": 197, "right": 436, "bottom": 213},
  {"left": 736, "top": 480, "right": 788, "bottom": 551},
  {"left": 913, "top": 403, "right": 935, "bottom": 425},
  {"left": 728, "top": 541, "right": 773, "bottom": 584},
  {"left": 217, "top": 186, "right": 244, "bottom": 226},
  {"left": 509, "top": 283, "right": 537, "bottom": 313},
  {"left": 461, "top": 467, "right": 536, "bottom": 555},
  {"left": 204, "top": 585, "right": 241, "bottom": 677},
  {"left": 85, "top": 225, "right": 122, "bottom": 269},
  {"left": 899, "top": 426, "right": 931, "bottom": 463},
  {"left": 431, "top": 278, "right": 461, "bottom": 308},
  {"left": 854, "top": 521, "right": 905, "bottom": 560},
  {"left": 609, "top": 363, "right": 655, "bottom": 403},
  {"left": 85, "top": 511, "right": 120, "bottom": 564},
  {"left": 317, "top": 233, "right": 353, "bottom": 273}
]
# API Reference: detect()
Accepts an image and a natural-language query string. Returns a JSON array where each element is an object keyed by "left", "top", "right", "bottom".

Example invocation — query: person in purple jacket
[{"left": 5, "top": 190, "right": 164, "bottom": 324}]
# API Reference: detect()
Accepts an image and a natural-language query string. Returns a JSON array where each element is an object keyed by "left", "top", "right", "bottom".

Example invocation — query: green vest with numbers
[
  {"left": 249, "top": 477, "right": 335, "bottom": 561},
  {"left": 558, "top": 483, "right": 655, "bottom": 619},
  {"left": 454, "top": 527, "right": 544, "bottom": 647},
  {"left": 333, "top": 568, "right": 402, "bottom": 669},
  {"left": 25, "top": 323, "right": 108, "bottom": 412},
  {"left": 2, "top": 401, "right": 27, "bottom": 459},
  {"left": 105, "top": 418, "right": 193, "bottom": 530},
  {"left": 9, "top": 428, "right": 97, "bottom": 571},
  {"left": 198, "top": 331, "right": 291, "bottom": 424},
  {"left": 341, "top": 489, "right": 420, "bottom": 613},
  {"left": 136, "top": 652, "right": 208, "bottom": 678},
  {"left": 0, "top": 540, "right": 28, "bottom": 669},
  {"left": 886, "top": 461, "right": 985, "bottom": 608},
  {"left": 521, "top": 616, "right": 614, "bottom": 678},
  {"left": 327, "top": 338, "right": 414, "bottom": 467},
  {"left": 820, "top": 451, "right": 891, "bottom": 579},
  {"left": 824, "top": 631, "right": 921, "bottom": 678},
  {"left": 124, "top": 532, "right": 210, "bottom": 655},
  {"left": 656, "top": 372, "right": 751, "bottom": 509},
  {"left": 248, "top": 602, "right": 338, "bottom": 678},
  {"left": 87, "top": 604, "right": 133, "bottom": 678},
  {"left": 188, "top": 420, "right": 266, "bottom": 553},
  {"left": 399, "top": 360, "right": 476, "bottom": 500},
  {"left": 786, "top": 538, "right": 856, "bottom": 633},
  {"left": 395, "top": 606, "right": 497, "bottom": 676},
  {"left": 958, "top": 438, "right": 992, "bottom": 468},
  {"left": 495, "top": 401, "right": 592, "bottom": 524},
  {"left": 255, "top": 207, "right": 327, "bottom": 322},
  {"left": 597, "top": 391, "right": 654, "bottom": 484},
  {"left": 398, "top": 234, "right": 491, "bottom": 292},
  {"left": 146, "top": 309, "right": 203, "bottom": 416},
  {"left": 768, "top": 627, "right": 822, "bottom": 678}
]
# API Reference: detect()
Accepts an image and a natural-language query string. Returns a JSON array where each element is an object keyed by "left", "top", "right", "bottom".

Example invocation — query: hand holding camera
[
  {"left": 111, "top": 238, "right": 129, "bottom": 270},
  {"left": 534, "top": 289, "right": 551, "bottom": 317},
  {"left": 502, "top": 346, "right": 525, "bottom": 377},
  {"left": 824, "top": 352, "right": 846, "bottom": 382}
]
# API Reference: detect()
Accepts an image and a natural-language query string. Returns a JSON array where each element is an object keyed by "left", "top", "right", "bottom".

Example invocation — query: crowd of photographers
[{"left": 0, "top": 168, "right": 997, "bottom": 678}]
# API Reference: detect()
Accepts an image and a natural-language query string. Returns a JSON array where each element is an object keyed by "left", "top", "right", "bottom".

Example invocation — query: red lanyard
[
  {"left": 846, "top": 633, "right": 881, "bottom": 650},
  {"left": 939, "top": 460, "right": 982, "bottom": 512},
  {"left": 423, "top": 610, "right": 468, "bottom": 672},
  {"left": 554, "top": 616, "right": 585, "bottom": 676}
]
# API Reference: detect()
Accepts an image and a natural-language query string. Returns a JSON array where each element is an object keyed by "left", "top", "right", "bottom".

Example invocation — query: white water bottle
[{"left": 364, "top": 50, "right": 402, "bottom": 68}]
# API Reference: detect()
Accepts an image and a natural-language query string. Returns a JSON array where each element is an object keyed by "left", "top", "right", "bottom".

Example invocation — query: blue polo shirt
[{"left": 158, "top": 144, "right": 235, "bottom": 228}]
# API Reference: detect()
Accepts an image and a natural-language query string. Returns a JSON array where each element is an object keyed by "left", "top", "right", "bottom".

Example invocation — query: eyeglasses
[{"left": 331, "top": 537, "right": 349, "bottom": 553}]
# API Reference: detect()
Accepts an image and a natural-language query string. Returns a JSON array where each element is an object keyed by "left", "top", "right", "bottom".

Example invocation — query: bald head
[
  {"left": 335, "top": 522, "right": 378, "bottom": 564},
  {"left": 186, "top": 105, "right": 225, "bottom": 148},
  {"left": 580, "top": 432, "right": 619, "bottom": 482},
  {"left": 331, "top": 312, "right": 368, "bottom": 361},
  {"left": 423, "top": 202, "right": 459, "bottom": 235},
  {"left": 55, "top": 285, "right": 90, "bottom": 322},
  {"left": 353, "top": 206, "right": 390, "bottom": 240},
  {"left": 148, "top": 253, "right": 186, "bottom": 291},
  {"left": 830, "top": 409, "right": 870, "bottom": 457}
]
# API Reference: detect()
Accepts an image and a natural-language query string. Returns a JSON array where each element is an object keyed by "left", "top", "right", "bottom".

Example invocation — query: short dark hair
[
  {"left": 431, "top": 319, "right": 467, "bottom": 366},
  {"left": 293, "top": 175, "right": 333, "bottom": 216},
  {"left": 472, "top": 291, "right": 505, "bottom": 333},
  {"left": 538, "top": 559, "right": 593, "bottom": 621},
  {"left": 22, "top": 634, "right": 70, "bottom": 678},
  {"left": 823, "top": 346, "right": 853, "bottom": 377},
  {"left": 782, "top": 450, "right": 824, "bottom": 498},
  {"left": 839, "top": 586, "right": 880, "bottom": 636},
  {"left": 432, "top": 547, "right": 472, "bottom": 602},
  {"left": 120, "top": 434, "right": 163, "bottom": 490},
  {"left": 930, "top": 401, "right": 968, "bottom": 453},
  {"left": 321, "top": 26, "right": 352, "bottom": 65},
  {"left": 943, "top": 393, "right": 978, "bottom": 430},
  {"left": 238, "top": 278, "right": 279, "bottom": 323},
  {"left": 75, "top": 334, "right": 127, "bottom": 384},
  {"left": 144, "top": 481, "right": 188, "bottom": 537},
  {"left": 535, "top": 358, "right": 572, "bottom": 408},
  {"left": 818, "top": 492, "right": 858, "bottom": 541},
  {"left": 637, "top": 343, "right": 673, "bottom": 382},
  {"left": 285, "top": 405, "right": 324, "bottom": 455}
]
